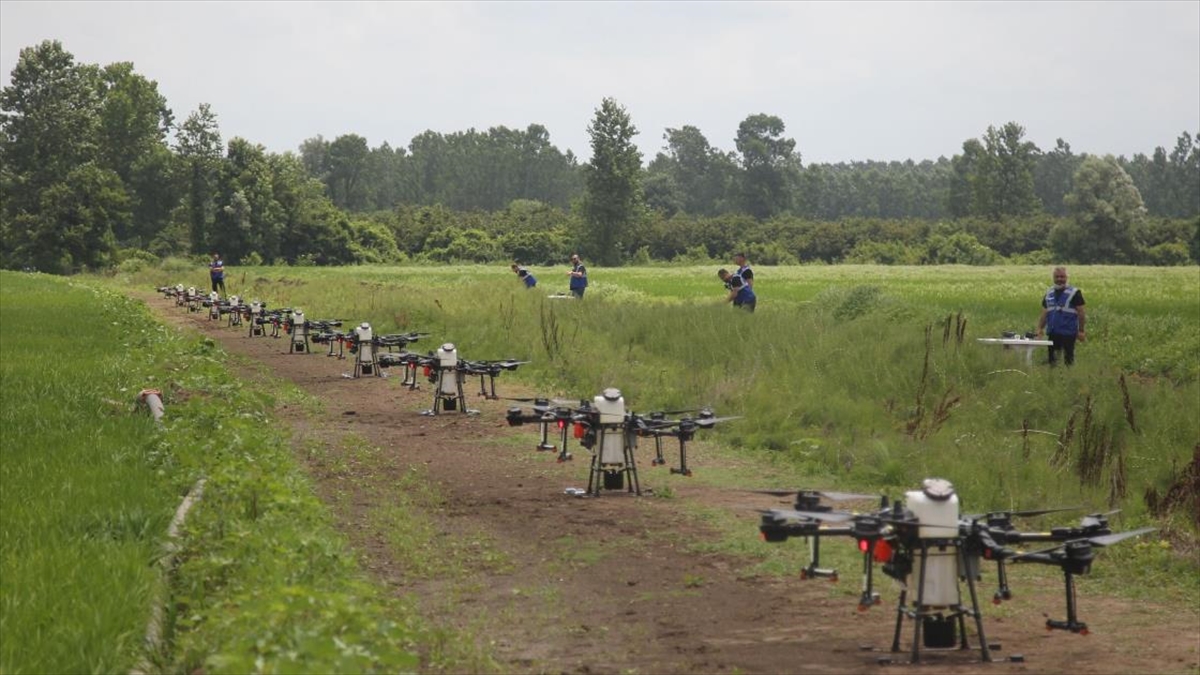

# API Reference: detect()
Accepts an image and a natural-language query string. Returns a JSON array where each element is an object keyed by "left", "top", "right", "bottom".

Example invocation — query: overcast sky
[{"left": 2, "top": 1, "right": 1198, "bottom": 165}]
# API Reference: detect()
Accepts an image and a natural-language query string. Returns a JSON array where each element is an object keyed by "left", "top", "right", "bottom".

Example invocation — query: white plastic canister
[
  {"left": 593, "top": 389, "right": 626, "bottom": 464},
  {"left": 437, "top": 343, "right": 458, "bottom": 394}
]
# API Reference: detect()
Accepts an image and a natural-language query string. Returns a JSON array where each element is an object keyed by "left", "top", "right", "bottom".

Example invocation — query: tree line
[{"left": 2, "top": 40, "right": 1197, "bottom": 274}]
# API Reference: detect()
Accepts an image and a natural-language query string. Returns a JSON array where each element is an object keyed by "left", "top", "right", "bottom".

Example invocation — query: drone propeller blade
[
  {"left": 694, "top": 415, "right": 742, "bottom": 427},
  {"left": 750, "top": 489, "right": 800, "bottom": 498},
  {"left": 762, "top": 508, "right": 855, "bottom": 523},
  {"left": 746, "top": 488, "right": 877, "bottom": 502},
  {"left": 965, "top": 506, "right": 1082, "bottom": 521},
  {"left": 1088, "top": 527, "right": 1157, "bottom": 547},
  {"left": 817, "top": 490, "right": 879, "bottom": 502}
]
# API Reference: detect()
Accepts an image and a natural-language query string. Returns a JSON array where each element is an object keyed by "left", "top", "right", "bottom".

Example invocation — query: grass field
[
  {"left": 124, "top": 263, "right": 1199, "bottom": 523},
  {"left": 0, "top": 274, "right": 180, "bottom": 673},
  {"left": 1, "top": 272, "right": 427, "bottom": 673}
]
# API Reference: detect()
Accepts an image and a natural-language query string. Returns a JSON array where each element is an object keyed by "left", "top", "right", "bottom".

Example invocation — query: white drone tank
[
  {"left": 187, "top": 286, "right": 196, "bottom": 297},
  {"left": 907, "top": 478, "right": 960, "bottom": 539},
  {"left": 229, "top": 295, "right": 240, "bottom": 308},
  {"left": 355, "top": 322, "right": 375, "bottom": 365},
  {"left": 593, "top": 388, "right": 626, "bottom": 465},
  {"left": 175, "top": 283, "right": 184, "bottom": 294},
  {"left": 291, "top": 309, "right": 307, "bottom": 346},
  {"left": 208, "top": 291, "right": 220, "bottom": 318},
  {"left": 250, "top": 300, "right": 262, "bottom": 316},
  {"left": 437, "top": 343, "right": 458, "bottom": 395},
  {"left": 905, "top": 478, "right": 961, "bottom": 607}
]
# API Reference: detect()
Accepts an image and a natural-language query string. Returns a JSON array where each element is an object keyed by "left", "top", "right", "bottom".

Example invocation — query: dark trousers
[
  {"left": 211, "top": 277, "right": 226, "bottom": 295},
  {"left": 1048, "top": 333, "right": 1077, "bottom": 366},
  {"left": 570, "top": 287, "right": 585, "bottom": 299}
]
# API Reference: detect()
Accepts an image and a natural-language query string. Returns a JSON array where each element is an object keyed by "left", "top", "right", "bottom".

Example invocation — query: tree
[
  {"left": 975, "top": 122, "right": 1040, "bottom": 220},
  {"left": 1033, "top": 138, "right": 1079, "bottom": 217},
  {"left": 327, "top": 133, "right": 370, "bottom": 210},
  {"left": 12, "top": 163, "right": 127, "bottom": 273},
  {"left": 735, "top": 113, "right": 799, "bottom": 220},
  {"left": 1053, "top": 155, "right": 1145, "bottom": 263},
  {"left": 174, "top": 103, "right": 224, "bottom": 254},
  {"left": 581, "top": 98, "right": 643, "bottom": 265},
  {"left": 948, "top": 139, "right": 985, "bottom": 218},
  {"left": 0, "top": 40, "right": 101, "bottom": 210}
]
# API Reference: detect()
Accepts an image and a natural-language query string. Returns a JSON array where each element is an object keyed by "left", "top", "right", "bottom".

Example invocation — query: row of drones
[
  {"left": 156, "top": 283, "right": 1159, "bottom": 666},
  {"left": 156, "top": 284, "right": 734, "bottom": 498}
]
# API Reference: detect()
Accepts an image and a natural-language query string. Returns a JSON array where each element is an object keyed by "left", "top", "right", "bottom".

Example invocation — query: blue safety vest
[
  {"left": 569, "top": 263, "right": 588, "bottom": 291},
  {"left": 733, "top": 274, "right": 756, "bottom": 306},
  {"left": 1044, "top": 286, "right": 1080, "bottom": 335}
]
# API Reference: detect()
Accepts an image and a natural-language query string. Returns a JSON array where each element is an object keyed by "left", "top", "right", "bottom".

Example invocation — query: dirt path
[{"left": 141, "top": 293, "right": 1199, "bottom": 675}]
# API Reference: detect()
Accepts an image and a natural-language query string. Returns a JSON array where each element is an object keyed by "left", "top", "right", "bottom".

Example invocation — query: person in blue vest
[
  {"left": 1036, "top": 266, "right": 1086, "bottom": 366},
  {"left": 718, "top": 268, "right": 756, "bottom": 312},
  {"left": 518, "top": 267, "right": 537, "bottom": 289},
  {"left": 567, "top": 253, "right": 588, "bottom": 298},
  {"left": 209, "top": 251, "right": 226, "bottom": 295}
]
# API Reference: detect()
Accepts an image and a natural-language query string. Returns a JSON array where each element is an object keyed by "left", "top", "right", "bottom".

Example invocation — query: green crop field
[
  {"left": 1, "top": 272, "right": 429, "bottom": 674},
  {"left": 125, "top": 263, "right": 1199, "bottom": 521}
]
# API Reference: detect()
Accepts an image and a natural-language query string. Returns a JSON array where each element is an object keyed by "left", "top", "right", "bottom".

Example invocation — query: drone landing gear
[
  {"left": 1046, "top": 570, "right": 1089, "bottom": 634},
  {"left": 401, "top": 362, "right": 420, "bottom": 390},
  {"left": 799, "top": 536, "right": 839, "bottom": 582},
  {"left": 536, "top": 419, "right": 558, "bottom": 453},
  {"left": 889, "top": 541, "right": 991, "bottom": 664},
  {"left": 586, "top": 429, "right": 639, "bottom": 497},
  {"left": 422, "top": 370, "right": 476, "bottom": 416},
  {"left": 353, "top": 349, "right": 378, "bottom": 378}
]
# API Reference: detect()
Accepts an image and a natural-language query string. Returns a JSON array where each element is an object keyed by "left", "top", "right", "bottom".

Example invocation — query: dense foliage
[{"left": 2, "top": 40, "right": 1197, "bottom": 273}]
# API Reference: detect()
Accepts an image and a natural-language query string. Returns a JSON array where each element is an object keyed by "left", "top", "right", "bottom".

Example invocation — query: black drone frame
[
  {"left": 758, "top": 496, "right": 1156, "bottom": 665},
  {"left": 458, "top": 359, "right": 529, "bottom": 400}
]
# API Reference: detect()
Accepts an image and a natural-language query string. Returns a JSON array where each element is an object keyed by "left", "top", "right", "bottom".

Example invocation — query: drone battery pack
[{"left": 922, "top": 616, "right": 958, "bottom": 649}]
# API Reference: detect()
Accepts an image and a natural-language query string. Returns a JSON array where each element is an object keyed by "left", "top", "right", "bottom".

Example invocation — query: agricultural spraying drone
[
  {"left": 506, "top": 389, "right": 736, "bottom": 495},
  {"left": 756, "top": 478, "right": 1156, "bottom": 664}
]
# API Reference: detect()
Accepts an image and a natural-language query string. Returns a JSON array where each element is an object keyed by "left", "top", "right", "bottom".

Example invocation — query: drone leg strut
[
  {"left": 670, "top": 437, "right": 692, "bottom": 476},
  {"left": 1047, "top": 571, "right": 1088, "bottom": 634},
  {"left": 891, "top": 588, "right": 908, "bottom": 653},
  {"left": 858, "top": 542, "right": 879, "bottom": 610},
  {"left": 910, "top": 542, "right": 929, "bottom": 663},
  {"left": 627, "top": 432, "right": 641, "bottom": 495},
  {"left": 964, "top": 566, "right": 991, "bottom": 660},
  {"left": 995, "top": 560, "right": 1013, "bottom": 603}
]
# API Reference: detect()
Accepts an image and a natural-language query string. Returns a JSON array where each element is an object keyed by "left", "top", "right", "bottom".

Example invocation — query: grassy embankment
[
  {"left": 117, "top": 262, "right": 1199, "bottom": 606},
  {"left": 0, "top": 271, "right": 498, "bottom": 674}
]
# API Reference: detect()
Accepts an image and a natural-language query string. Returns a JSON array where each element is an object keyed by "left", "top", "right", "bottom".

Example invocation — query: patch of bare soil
[{"left": 141, "top": 293, "right": 1199, "bottom": 675}]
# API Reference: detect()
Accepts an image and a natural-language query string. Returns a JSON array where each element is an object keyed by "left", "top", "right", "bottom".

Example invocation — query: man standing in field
[
  {"left": 1036, "top": 266, "right": 1086, "bottom": 366},
  {"left": 209, "top": 252, "right": 226, "bottom": 296},
  {"left": 567, "top": 253, "right": 588, "bottom": 298}
]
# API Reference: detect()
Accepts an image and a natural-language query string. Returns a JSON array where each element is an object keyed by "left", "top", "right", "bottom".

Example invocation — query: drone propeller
[
  {"left": 1079, "top": 509, "right": 1121, "bottom": 527},
  {"left": 759, "top": 508, "right": 855, "bottom": 524},
  {"left": 690, "top": 414, "right": 742, "bottom": 427},
  {"left": 751, "top": 489, "right": 878, "bottom": 502},
  {"left": 966, "top": 506, "right": 1081, "bottom": 521},
  {"left": 1008, "top": 526, "right": 1157, "bottom": 561}
]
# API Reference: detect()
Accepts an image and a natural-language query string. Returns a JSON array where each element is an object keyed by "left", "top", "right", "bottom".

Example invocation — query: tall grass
[
  {"left": 116, "top": 263, "right": 1200, "bottom": 542},
  {"left": 2, "top": 272, "right": 425, "bottom": 673},
  {"left": 1, "top": 274, "right": 177, "bottom": 674}
]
